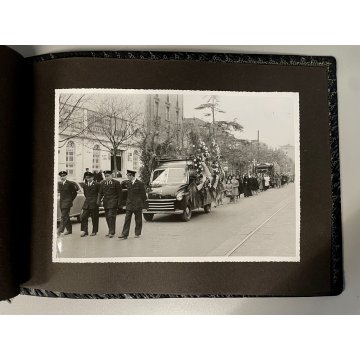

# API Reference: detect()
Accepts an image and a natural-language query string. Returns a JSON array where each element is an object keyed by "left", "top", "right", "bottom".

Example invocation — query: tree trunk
[{"left": 112, "top": 147, "right": 118, "bottom": 174}]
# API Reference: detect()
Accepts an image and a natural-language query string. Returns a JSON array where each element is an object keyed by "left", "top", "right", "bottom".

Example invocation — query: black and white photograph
[{"left": 54, "top": 89, "right": 300, "bottom": 262}]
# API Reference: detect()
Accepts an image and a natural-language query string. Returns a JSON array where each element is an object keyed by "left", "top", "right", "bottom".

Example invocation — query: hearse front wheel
[
  {"left": 204, "top": 203, "right": 211, "bottom": 213},
  {"left": 181, "top": 205, "right": 192, "bottom": 222},
  {"left": 143, "top": 213, "right": 154, "bottom": 222}
]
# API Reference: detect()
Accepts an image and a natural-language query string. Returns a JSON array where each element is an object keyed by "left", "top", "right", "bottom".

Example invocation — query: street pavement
[{"left": 56, "top": 183, "right": 296, "bottom": 260}]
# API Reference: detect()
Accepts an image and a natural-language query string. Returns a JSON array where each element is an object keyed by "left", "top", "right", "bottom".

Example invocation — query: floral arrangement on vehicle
[
  {"left": 191, "top": 141, "right": 211, "bottom": 189},
  {"left": 192, "top": 138, "right": 225, "bottom": 191},
  {"left": 210, "top": 138, "right": 221, "bottom": 161}
]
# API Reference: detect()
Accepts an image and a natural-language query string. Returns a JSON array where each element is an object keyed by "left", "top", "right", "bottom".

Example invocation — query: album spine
[
  {"left": 327, "top": 57, "right": 343, "bottom": 295},
  {"left": 0, "top": 46, "right": 32, "bottom": 301}
]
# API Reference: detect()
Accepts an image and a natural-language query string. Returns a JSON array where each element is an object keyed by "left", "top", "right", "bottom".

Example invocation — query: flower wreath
[
  {"left": 192, "top": 141, "right": 210, "bottom": 188},
  {"left": 192, "top": 139, "right": 224, "bottom": 191}
]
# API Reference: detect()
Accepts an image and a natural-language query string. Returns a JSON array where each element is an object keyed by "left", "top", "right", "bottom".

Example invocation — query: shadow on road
[{"left": 149, "top": 210, "right": 210, "bottom": 223}]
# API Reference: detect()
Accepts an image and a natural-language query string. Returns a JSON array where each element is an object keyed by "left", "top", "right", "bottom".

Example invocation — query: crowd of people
[
  {"left": 82, "top": 168, "right": 123, "bottom": 183},
  {"left": 215, "top": 172, "right": 291, "bottom": 206},
  {"left": 58, "top": 164, "right": 293, "bottom": 238}
]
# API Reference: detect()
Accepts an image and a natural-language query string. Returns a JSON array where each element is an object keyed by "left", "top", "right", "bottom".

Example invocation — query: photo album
[{"left": 0, "top": 46, "right": 342, "bottom": 300}]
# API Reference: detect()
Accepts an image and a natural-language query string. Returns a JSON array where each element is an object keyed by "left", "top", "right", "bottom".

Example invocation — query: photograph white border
[{"left": 53, "top": 88, "right": 300, "bottom": 263}]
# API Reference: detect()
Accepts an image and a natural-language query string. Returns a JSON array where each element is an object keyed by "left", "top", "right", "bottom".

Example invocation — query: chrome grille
[{"left": 147, "top": 198, "right": 176, "bottom": 211}]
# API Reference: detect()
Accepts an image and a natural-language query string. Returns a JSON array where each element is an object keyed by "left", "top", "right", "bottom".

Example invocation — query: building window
[
  {"left": 128, "top": 152, "right": 133, "bottom": 162},
  {"left": 66, "top": 141, "right": 75, "bottom": 177},
  {"left": 93, "top": 144, "right": 100, "bottom": 170},
  {"left": 133, "top": 150, "right": 139, "bottom": 171}
]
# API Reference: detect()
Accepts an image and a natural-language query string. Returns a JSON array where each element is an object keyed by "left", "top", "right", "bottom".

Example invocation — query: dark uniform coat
[
  {"left": 59, "top": 180, "right": 78, "bottom": 209},
  {"left": 83, "top": 181, "right": 100, "bottom": 209},
  {"left": 120, "top": 179, "right": 147, "bottom": 237},
  {"left": 97, "top": 179, "right": 122, "bottom": 209},
  {"left": 95, "top": 172, "right": 104, "bottom": 183},
  {"left": 58, "top": 180, "right": 78, "bottom": 234},
  {"left": 125, "top": 179, "right": 147, "bottom": 211},
  {"left": 81, "top": 180, "right": 100, "bottom": 234}
]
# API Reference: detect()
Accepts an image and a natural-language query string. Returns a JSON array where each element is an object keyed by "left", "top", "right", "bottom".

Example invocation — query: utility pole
[
  {"left": 211, "top": 96, "right": 216, "bottom": 139},
  {"left": 257, "top": 130, "right": 260, "bottom": 163}
]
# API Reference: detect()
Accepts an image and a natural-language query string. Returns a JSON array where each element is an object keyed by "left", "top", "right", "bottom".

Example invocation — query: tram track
[{"left": 225, "top": 200, "right": 291, "bottom": 256}]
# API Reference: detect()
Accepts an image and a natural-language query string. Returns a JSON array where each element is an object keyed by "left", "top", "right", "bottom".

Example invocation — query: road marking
[{"left": 225, "top": 201, "right": 291, "bottom": 257}]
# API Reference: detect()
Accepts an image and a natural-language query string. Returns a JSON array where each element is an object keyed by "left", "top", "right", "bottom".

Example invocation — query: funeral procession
[{"left": 55, "top": 91, "right": 297, "bottom": 260}]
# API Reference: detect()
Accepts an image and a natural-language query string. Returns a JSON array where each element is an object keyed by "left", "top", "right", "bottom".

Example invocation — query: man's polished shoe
[
  {"left": 135, "top": 235, "right": 141, "bottom": 238},
  {"left": 108, "top": 234, "right": 114, "bottom": 238},
  {"left": 118, "top": 235, "right": 128, "bottom": 239},
  {"left": 90, "top": 232, "right": 97, "bottom": 236},
  {"left": 80, "top": 231, "right": 88, "bottom": 237},
  {"left": 105, "top": 234, "right": 110, "bottom": 237},
  {"left": 63, "top": 230, "right": 72, "bottom": 235}
]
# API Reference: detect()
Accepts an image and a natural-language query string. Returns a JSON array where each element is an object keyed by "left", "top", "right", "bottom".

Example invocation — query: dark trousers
[
  {"left": 122, "top": 209, "right": 142, "bottom": 237},
  {"left": 59, "top": 208, "right": 72, "bottom": 233},
  {"left": 81, "top": 208, "right": 99, "bottom": 234},
  {"left": 104, "top": 208, "right": 117, "bottom": 235}
]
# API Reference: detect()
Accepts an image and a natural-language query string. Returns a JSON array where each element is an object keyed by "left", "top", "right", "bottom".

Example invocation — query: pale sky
[
  {"left": 63, "top": 90, "right": 298, "bottom": 149},
  {"left": 183, "top": 92, "right": 298, "bottom": 149}
]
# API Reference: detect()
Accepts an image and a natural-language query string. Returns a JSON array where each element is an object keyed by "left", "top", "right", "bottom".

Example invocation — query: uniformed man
[
  {"left": 80, "top": 171, "right": 100, "bottom": 237},
  {"left": 82, "top": 168, "right": 90, "bottom": 182},
  {"left": 118, "top": 170, "right": 147, "bottom": 239},
  {"left": 95, "top": 169, "right": 104, "bottom": 183},
  {"left": 57, "top": 171, "right": 78, "bottom": 236},
  {"left": 96, "top": 170, "right": 122, "bottom": 238}
]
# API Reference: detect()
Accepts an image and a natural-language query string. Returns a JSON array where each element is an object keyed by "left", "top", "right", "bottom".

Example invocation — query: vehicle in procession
[
  {"left": 143, "top": 158, "right": 214, "bottom": 222},
  {"left": 255, "top": 162, "right": 278, "bottom": 187},
  {"left": 255, "top": 162, "right": 293, "bottom": 188}
]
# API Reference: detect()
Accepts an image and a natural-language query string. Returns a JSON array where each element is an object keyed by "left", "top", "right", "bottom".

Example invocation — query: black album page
[{"left": 18, "top": 51, "right": 342, "bottom": 298}]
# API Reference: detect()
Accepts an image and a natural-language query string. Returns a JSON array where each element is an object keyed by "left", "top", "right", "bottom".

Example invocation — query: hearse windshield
[{"left": 151, "top": 168, "right": 188, "bottom": 186}]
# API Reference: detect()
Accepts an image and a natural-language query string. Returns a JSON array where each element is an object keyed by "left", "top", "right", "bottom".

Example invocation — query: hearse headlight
[{"left": 176, "top": 192, "right": 184, "bottom": 201}]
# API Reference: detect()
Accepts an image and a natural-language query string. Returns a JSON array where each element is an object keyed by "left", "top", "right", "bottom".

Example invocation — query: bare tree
[
  {"left": 58, "top": 94, "right": 93, "bottom": 148},
  {"left": 87, "top": 96, "right": 142, "bottom": 174},
  {"left": 138, "top": 113, "right": 179, "bottom": 185},
  {"left": 138, "top": 124, "right": 159, "bottom": 186}
]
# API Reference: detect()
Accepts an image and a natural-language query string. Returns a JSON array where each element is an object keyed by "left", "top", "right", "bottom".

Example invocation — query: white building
[
  {"left": 58, "top": 106, "right": 141, "bottom": 181},
  {"left": 58, "top": 93, "right": 184, "bottom": 181}
]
